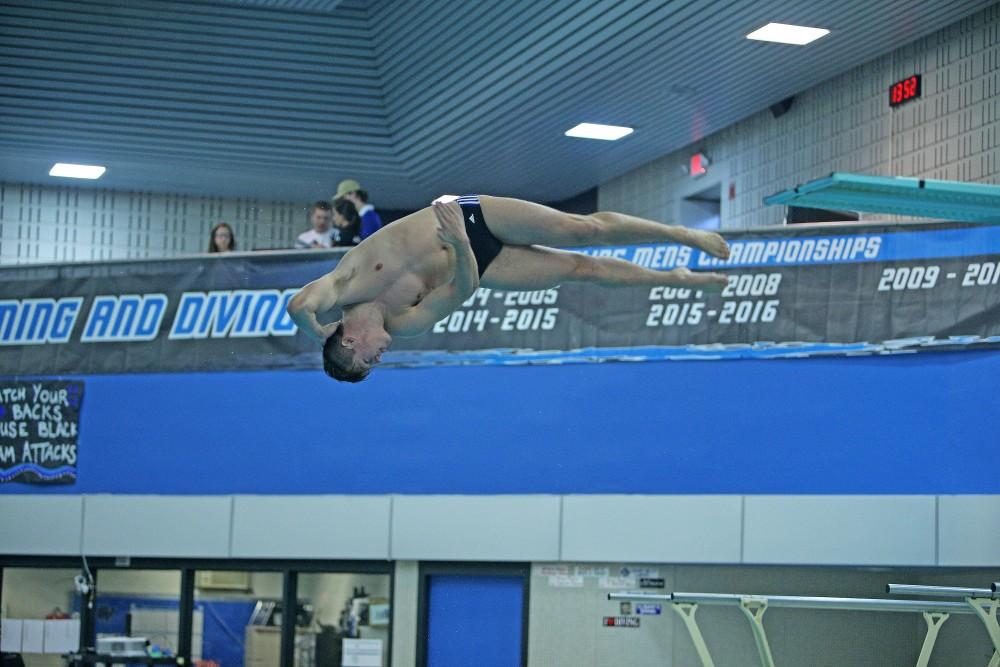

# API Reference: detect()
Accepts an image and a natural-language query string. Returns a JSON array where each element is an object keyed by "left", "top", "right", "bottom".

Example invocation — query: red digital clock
[{"left": 889, "top": 75, "right": 921, "bottom": 107}]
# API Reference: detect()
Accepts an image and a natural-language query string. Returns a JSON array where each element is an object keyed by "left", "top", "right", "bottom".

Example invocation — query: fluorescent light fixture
[
  {"left": 565, "top": 123, "right": 634, "bottom": 141},
  {"left": 746, "top": 22, "right": 829, "bottom": 45},
  {"left": 49, "top": 163, "right": 106, "bottom": 179}
]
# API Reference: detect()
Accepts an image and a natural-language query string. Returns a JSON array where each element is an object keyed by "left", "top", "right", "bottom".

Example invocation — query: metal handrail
[
  {"left": 608, "top": 586, "right": 1000, "bottom": 667},
  {"left": 609, "top": 591, "right": 976, "bottom": 614},
  {"left": 888, "top": 584, "right": 998, "bottom": 599}
]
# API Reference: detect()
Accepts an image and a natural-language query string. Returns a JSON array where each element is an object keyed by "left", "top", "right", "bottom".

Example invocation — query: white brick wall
[
  {"left": 0, "top": 183, "right": 306, "bottom": 265},
  {"left": 600, "top": 5, "right": 1000, "bottom": 229}
]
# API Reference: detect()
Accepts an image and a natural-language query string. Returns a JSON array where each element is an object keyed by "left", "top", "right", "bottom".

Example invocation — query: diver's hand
[{"left": 432, "top": 200, "right": 469, "bottom": 248}]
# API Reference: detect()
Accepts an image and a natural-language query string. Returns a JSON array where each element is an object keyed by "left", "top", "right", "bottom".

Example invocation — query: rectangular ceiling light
[
  {"left": 49, "top": 163, "right": 106, "bottom": 179},
  {"left": 746, "top": 22, "right": 829, "bottom": 45},
  {"left": 565, "top": 123, "right": 634, "bottom": 140}
]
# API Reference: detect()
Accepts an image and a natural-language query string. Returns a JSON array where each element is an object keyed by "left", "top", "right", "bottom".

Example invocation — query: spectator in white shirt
[{"left": 296, "top": 201, "right": 336, "bottom": 249}]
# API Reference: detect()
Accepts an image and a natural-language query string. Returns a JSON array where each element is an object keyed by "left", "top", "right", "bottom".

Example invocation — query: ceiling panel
[
  {"left": 219, "top": 0, "right": 346, "bottom": 13},
  {"left": 0, "top": 0, "right": 994, "bottom": 207}
]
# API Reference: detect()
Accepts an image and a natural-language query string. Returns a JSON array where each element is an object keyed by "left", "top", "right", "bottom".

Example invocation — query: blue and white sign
[{"left": 2, "top": 221, "right": 1000, "bottom": 375}]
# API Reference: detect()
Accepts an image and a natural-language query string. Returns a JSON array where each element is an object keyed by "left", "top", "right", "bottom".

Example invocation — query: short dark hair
[
  {"left": 309, "top": 200, "right": 332, "bottom": 215},
  {"left": 322, "top": 323, "right": 370, "bottom": 383},
  {"left": 354, "top": 189, "right": 369, "bottom": 204}
]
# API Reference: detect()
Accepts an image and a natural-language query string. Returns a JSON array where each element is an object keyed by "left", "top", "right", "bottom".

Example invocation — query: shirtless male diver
[{"left": 286, "top": 194, "right": 731, "bottom": 382}]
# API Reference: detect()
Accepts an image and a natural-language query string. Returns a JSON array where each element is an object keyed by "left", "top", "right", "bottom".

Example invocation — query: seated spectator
[
  {"left": 335, "top": 179, "right": 383, "bottom": 240},
  {"left": 332, "top": 197, "right": 362, "bottom": 246},
  {"left": 296, "top": 201, "right": 335, "bottom": 249},
  {"left": 208, "top": 222, "right": 236, "bottom": 253}
]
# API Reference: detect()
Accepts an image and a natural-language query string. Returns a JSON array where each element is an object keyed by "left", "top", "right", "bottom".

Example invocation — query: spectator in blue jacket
[{"left": 335, "top": 179, "right": 383, "bottom": 240}]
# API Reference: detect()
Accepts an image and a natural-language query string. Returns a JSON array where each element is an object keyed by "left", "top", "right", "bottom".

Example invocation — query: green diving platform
[{"left": 764, "top": 172, "right": 1000, "bottom": 222}]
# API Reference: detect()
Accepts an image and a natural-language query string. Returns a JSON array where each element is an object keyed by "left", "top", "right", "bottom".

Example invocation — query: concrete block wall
[
  {"left": 526, "top": 562, "right": 1000, "bottom": 667},
  {"left": 0, "top": 183, "right": 305, "bottom": 264},
  {"left": 4, "top": 9, "right": 998, "bottom": 263},
  {"left": 599, "top": 5, "right": 1000, "bottom": 229}
]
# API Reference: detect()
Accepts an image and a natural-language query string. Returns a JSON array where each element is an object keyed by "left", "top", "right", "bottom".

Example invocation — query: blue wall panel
[
  {"left": 2, "top": 351, "right": 998, "bottom": 495},
  {"left": 426, "top": 575, "right": 523, "bottom": 667}
]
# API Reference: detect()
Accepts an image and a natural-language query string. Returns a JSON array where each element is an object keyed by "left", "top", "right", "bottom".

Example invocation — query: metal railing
[{"left": 608, "top": 583, "right": 1000, "bottom": 667}]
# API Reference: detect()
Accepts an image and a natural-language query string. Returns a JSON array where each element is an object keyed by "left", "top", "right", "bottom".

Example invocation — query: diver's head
[{"left": 322, "top": 320, "right": 391, "bottom": 382}]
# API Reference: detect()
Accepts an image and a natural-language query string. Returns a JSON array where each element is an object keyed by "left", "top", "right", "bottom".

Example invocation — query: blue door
[{"left": 425, "top": 574, "right": 525, "bottom": 667}]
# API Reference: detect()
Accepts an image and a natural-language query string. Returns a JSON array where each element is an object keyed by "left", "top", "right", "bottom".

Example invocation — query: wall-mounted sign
[
  {"left": 689, "top": 152, "right": 710, "bottom": 177},
  {"left": 889, "top": 74, "right": 921, "bottom": 107},
  {"left": 0, "top": 381, "right": 84, "bottom": 485},
  {"left": 3, "top": 223, "right": 1000, "bottom": 375}
]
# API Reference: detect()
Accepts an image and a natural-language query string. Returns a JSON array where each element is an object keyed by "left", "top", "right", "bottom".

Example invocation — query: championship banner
[
  {"left": 0, "top": 221, "right": 999, "bottom": 376},
  {"left": 0, "top": 380, "right": 84, "bottom": 484},
  {"left": 0, "top": 252, "right": 336, "bottom": 375}
]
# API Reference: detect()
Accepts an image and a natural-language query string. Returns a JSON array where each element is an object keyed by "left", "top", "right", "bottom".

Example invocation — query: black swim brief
[{"left": 456, "top": 194, "right": 503, "bottom": 278}]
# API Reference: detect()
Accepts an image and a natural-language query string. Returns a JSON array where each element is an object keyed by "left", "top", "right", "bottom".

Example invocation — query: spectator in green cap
[{"left": 335, "top": 179, "right": 383, "bottom": 240}]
